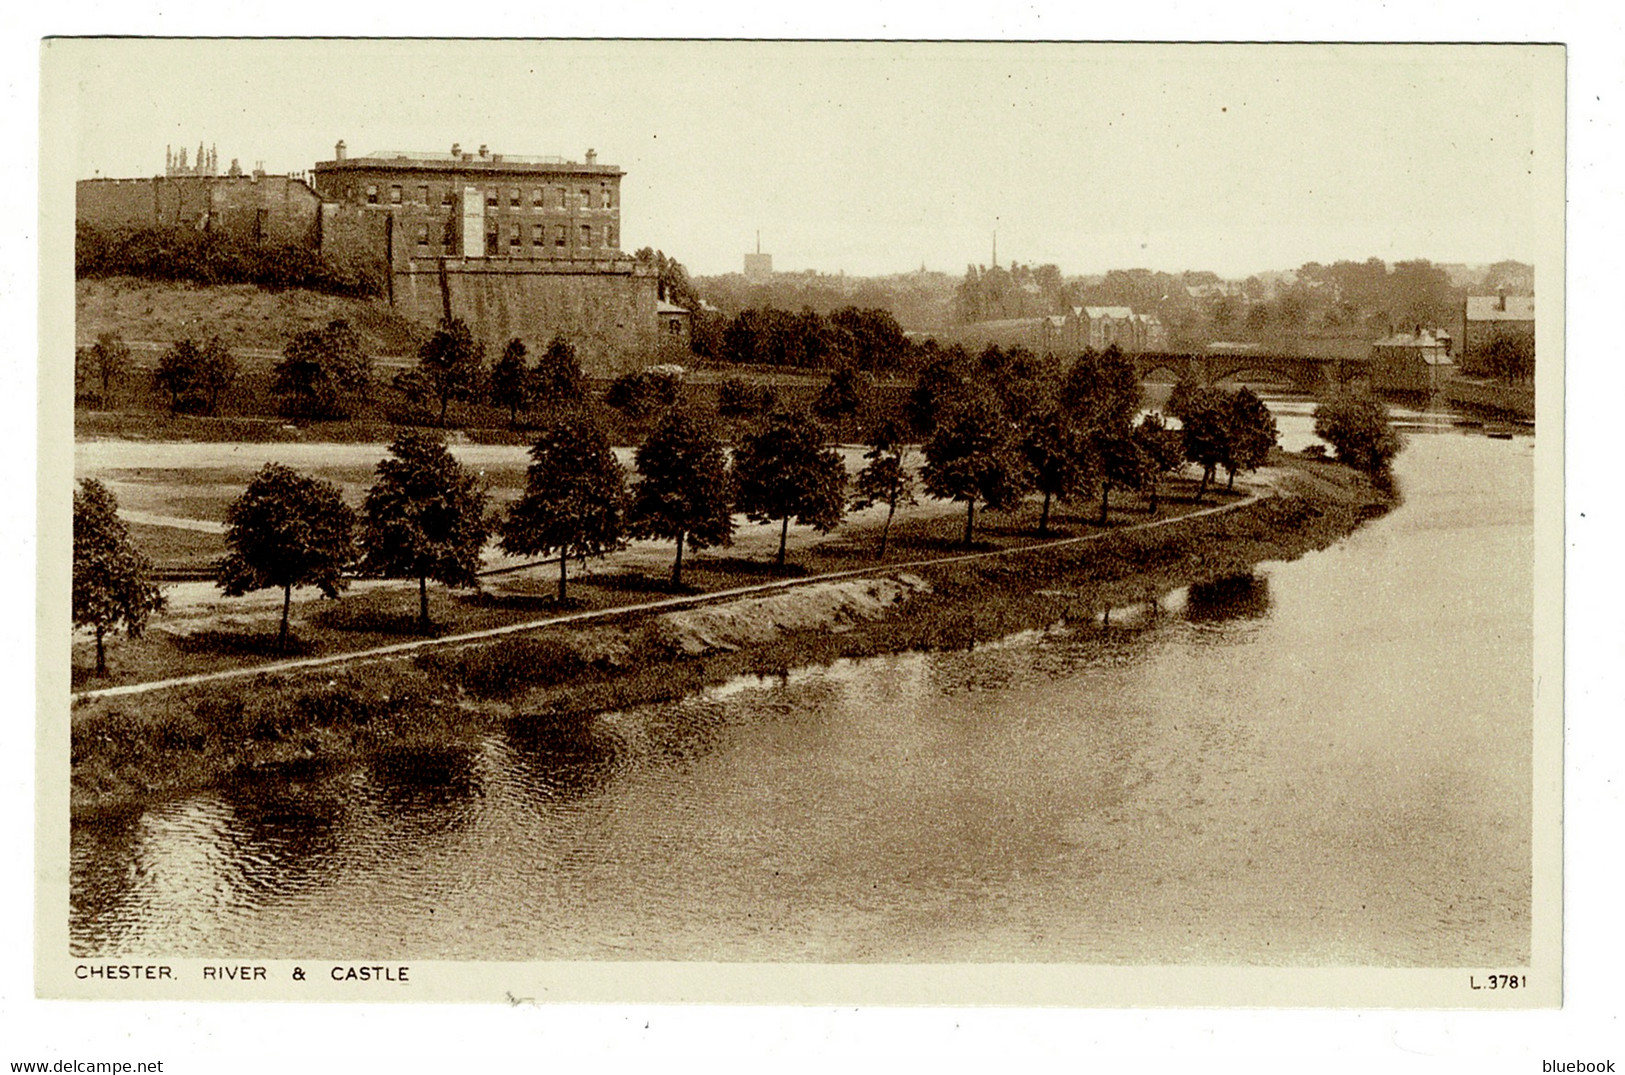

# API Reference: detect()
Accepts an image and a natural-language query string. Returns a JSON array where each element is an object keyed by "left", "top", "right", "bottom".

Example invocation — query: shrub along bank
[{"left": 70, "top": 454, "right": 1393, "bottom": 818}]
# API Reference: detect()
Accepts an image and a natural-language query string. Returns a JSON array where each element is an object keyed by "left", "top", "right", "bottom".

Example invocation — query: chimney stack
[
  {"left": 450, "top": 142, "right": 461, "bottom": 157},
  {"left": 1498, "top": 288, "right": 1507, "bottom": 312},
  {"left": 586, "top": 148, "right": 597, "bottom": 165},
  {"left": 334, "top": 139, "right": 347, "bottom": 162},
  {"left": 478, "top": 144, "right": 489, "bottom": 158}
]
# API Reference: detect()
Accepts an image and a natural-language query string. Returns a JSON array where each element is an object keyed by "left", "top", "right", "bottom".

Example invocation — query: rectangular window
[
  {"left": 532, "top": 188, "right": 543, "bottom": 209},
  {"left": 554, "top": 224, "right": 566, "bottom": 247},
  {"left": 580, "top": 188, "right": 591, "bottom": 210},
  {"left": 415, "top": 223, "right": 429, "bottom": 248},
  {"left": 485, "top": 189, "right": 498, "bottom": 208},
  {"left": 390, "top": 185, "right": 402, "bottom": 204},
  {"left": 532, "top": 225, "right": 546, "bottom": 247},
  {"left": 366, "top": 184, "right": 378, "bottom": 204},
  {"left": 605, "top": 224, "right": 616, "bottom": 249},
  {"left": 418, "top": 183, "right": 429, "bottom": 205},
  {"left": 441, "top": 187, "right": 454, "bottom": 207},
  {"left": 509, "top": 224, "right": 521, "bottom": 248},
  {"left": 580, "top": 224, "right": 592, "bottom": 248},
  {"left": 509, "top": 188, "right": 520, "bottom": 208},
  {"left": 600, "top": 185, "right": 610, "bottom": 209}
]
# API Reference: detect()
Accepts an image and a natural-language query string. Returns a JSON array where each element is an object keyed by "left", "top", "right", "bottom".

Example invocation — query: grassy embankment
[{"left": 70, "top": 454, "right": 1394, "bottom": 818}]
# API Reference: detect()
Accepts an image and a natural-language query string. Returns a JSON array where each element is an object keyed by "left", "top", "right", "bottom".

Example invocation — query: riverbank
[
  {"left": 69, "top": 454, "right": 1394, "bottom": 818},
  {"left": 1441, "top": 375, "right": 1535, "bottom": 420}
]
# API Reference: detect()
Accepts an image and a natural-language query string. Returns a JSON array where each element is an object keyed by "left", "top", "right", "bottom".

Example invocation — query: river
[{"left": 69, "top": 401, "right": 1535, "bottom": 965}]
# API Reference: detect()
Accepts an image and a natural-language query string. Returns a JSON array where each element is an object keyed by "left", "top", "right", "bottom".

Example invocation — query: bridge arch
[{"left": 1204, "top": 360, "right": 1317, "bottom": 392}]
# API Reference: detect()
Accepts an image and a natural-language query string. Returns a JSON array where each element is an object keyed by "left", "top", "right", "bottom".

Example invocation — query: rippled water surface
[{"left": 72, "top": 408, "right": 1535, "bottom": 964}]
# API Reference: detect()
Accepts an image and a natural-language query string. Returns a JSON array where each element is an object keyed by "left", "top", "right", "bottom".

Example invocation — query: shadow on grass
[
  {"left": 169, "top": 629, "right": 320, "bottom": 658},
  {"left": 461, "top": 591, "right": 588, "bottom": 615},
  {"left": 309, "top": 604, "right": 447, "bottom": 637},
  {"left": 577, "top": 571, "right": 700, "bottom": 597},
  {"left": 687, "top": 557, "right": 811, "bottom": 579}
]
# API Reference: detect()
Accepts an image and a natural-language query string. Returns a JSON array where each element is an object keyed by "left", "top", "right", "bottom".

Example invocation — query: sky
[{"left": 57, "top": 39, "right": 1558, "bottom": 281}]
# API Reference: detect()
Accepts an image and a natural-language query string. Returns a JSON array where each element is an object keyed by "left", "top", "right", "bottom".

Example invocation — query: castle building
[
  {"left": 306, "top": 141, "right": 659, "bottom": 375},
  {"left": 77, "top": 140, "right": 666, "bottom": 377}
]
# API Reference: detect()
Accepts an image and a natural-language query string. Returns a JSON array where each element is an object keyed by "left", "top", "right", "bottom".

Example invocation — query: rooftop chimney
[
  {"left": 586, "top": 148, "right": 597, "bottom": 165},
  {"left": 1498, "top": 288, "right": 1507, "bottom": 312},
  {"left": 334, "top": 139, "right": 347, "bottom": 161},
  {"left": 478, "top": 144, "right": 489, "bottom": 158},
  {"left": 451, "top": 142, "right": 461, "bottom": 157}
]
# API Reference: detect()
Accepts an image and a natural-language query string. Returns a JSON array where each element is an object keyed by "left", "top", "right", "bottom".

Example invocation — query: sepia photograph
[{"left": 36, "top": 37, "right": 1564, "bottom": 1010}]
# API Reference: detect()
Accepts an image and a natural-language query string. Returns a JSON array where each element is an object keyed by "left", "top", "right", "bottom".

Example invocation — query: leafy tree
[
  {"left": 716, "top": 376, "right": 775, "bottom": 419},
  {"left": 604, "top": 369, "right": 681, "bottom": 420},
  {"left": 1022, "top": 405, "right": 1094, "bottom": 535},
  {"left": 905, "top": 350, "right": 971, "bottom": 437},
  {"left": 358, "top": 430, "right": 491, "bottom": 633},
  {"left": 1313, "top": 392, "right": 1405, "bottom": 478},
  {"left": 1222, "top": 387, "right": 1279, "bottom": 489},
  {"left": 155, "top": 336, "right": 238, "bottom": 415},
  {"left": 829, "top": 306, "right": 909, "bottom": 371},
  {"left": 849, "top": 421, "right": 917, "bottom": 559},
  {"left": 530, "top": 335, "right": 587, "bottom": 411},
  {"left": 73, "top": 479, "right": 165, "bottom": 676},
  {"left": 217, "top": 464, "right": 357, "bottom": 652},
  {"left": 1133, "top": 411, "right": 1186, "bottom": 515},
  {"left": 488, "top": 338, "right": 532, "bottom": 425},
  {"left": 499, "top": 409, "right": 626, "bottom": 603},
  {"left": 1060, "top": 345, "right": 1140, "bottom": 434},
  {"left": 193, "top": 337, "right": 239, "bottom": 415},
  {"left": 1095, "top": 433, "right": 1152, "bottom": 523},
  {"left": 413, "top": 318, "right": 485, "bottom": 426},
  {"left": 1171, "top": 384, "right": 1231, "bottom": 501},
  {"left": 272, "top": 319, "right": 372, "bottom": 419},
  {"left": 1483, "top": 335, "right": 1535, "bottom": 381},
  {"left": 812, "top": 366, "right": 872, "bottom": 428},
  {"left": 628, "top": 407, "right": 734, "bottom": 587},
  {"left": 83, "top": 332, "right": 130, "bottom": 402},
  {"left": 733, "top": 410, "right": 848, "bottom": 567},
  {"left": 922, "top": 387, "right": 1029, "bottom": 547},
  {"left": 981, "top": 345, "right": 1056, "bottom": 427}
]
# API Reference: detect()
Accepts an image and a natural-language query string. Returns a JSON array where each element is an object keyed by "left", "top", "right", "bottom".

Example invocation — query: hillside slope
[{"left": 76, "top": 276, "right": 428, "bottom": 357}]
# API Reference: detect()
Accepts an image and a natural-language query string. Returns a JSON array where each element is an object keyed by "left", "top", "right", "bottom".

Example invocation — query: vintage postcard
[{"left": 38, "top": 39, "right": 1564, "bottom": 1006}]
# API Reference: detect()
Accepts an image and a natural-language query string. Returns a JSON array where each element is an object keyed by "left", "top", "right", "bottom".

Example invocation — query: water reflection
[
  {"left": 1185, "top": 573, "right": 1274, "bottom": 622},
  {"left": 503, "top": 715, "right": 623, "bottom": 809}
]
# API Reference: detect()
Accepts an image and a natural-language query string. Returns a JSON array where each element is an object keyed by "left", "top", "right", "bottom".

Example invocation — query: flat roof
[{"left": 313, "top": 154, "right": 623, "bottom": 177}]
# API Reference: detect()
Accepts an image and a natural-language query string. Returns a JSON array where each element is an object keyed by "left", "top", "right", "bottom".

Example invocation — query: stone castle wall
[
  {"left": 77, "top": 175, "right": 321, "bottom": 246},
  {"left": 392, "top": 257, "right": 660, "bottom": 377}
]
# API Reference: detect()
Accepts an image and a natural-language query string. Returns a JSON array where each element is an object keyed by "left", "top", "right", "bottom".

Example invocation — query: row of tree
[
  {"left": 77, "top": 344, "right": 1408, "bottom": 675},
  {"left": 904, "top": 344, "right": 1280, "bottom": 546}
]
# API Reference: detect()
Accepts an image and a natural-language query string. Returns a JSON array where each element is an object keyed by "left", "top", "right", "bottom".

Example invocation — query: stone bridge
[{"left": 1129, "top": 350, "right": 1372, "bottom": 392}]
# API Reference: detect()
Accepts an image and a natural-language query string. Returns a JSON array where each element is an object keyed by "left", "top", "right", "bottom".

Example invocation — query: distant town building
[
  {"left": 1371, "top": 328, "right": 1454, "bottom": 394},
  {"left": 1460, "top": 291, "right": 1535, "bottom": 377},
  {"left": 165, "top": 142, "right": 219, "bottom": 178},
  {"left": 744, "top": 232, "right": 773, "bottom": 282},
  {"left": 1039, "top": 306, "right": 1165, "bottom": 355},
  {"left": 1080, "top": 306, "right": 1138, "bottom": 351}
]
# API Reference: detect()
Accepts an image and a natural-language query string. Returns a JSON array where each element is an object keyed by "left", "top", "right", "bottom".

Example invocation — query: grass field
[{"left": 74, "top": 455, "right": 1248, "bottom": 689}]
